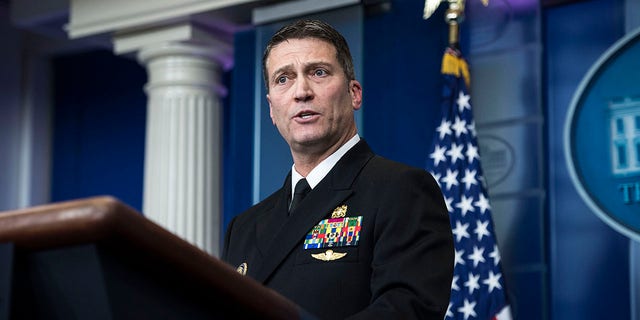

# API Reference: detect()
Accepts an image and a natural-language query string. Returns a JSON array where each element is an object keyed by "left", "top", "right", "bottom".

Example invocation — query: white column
[{"left": 138, "top": 42, "right": 224, "bottom": 256}]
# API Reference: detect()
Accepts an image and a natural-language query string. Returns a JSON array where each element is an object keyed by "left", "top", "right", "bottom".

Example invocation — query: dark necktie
[{"left": 289, "top": 178, "right": 311, "bottom": 214}]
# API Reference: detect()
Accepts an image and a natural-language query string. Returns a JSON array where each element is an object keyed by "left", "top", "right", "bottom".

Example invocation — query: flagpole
[
  {"left": 424, "top": 1, "right": 513, "bottom": 319},
  {"left": 424, "top": 0, "right": 490, "bottom": 47},
  {"left": 444, "top": 0, "right": 465, "bottom": 47}
]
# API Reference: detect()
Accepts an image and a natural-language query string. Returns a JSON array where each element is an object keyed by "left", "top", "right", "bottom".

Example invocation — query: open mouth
[{"left": 295, "top": 110, "right": 318, "bottom": 119}]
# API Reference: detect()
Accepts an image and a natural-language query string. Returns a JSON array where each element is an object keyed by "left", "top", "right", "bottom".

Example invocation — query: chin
[
  {"left": 290, "top": 136, "right": 326, "bottom": 150},
  {"left": 292, "top": 139, "right": 319, "bottom": 148},
  {"left": 291, "top": 133, "right": 323, "bottom": 145}
]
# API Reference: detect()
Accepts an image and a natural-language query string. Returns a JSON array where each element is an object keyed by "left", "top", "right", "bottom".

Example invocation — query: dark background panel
[{"left": 51, "top": 50, "right": 147, "bottom": 211}]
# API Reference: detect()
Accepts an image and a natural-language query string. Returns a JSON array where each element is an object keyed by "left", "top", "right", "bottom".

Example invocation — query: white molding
[
  {"left": 252, "top": 0, "right": 360, "bottom": 25},
  {"left": 113, "top": 22, "right": 232, "bottom": 61},
  {"left": 66, "top": 0, "right": 262, "bottom": 39}
]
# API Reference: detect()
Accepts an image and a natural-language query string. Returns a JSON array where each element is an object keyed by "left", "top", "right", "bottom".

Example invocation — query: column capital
[
  {"left": 138, "top": 40, "right": 228, "bottom": 97},
  {"left": 114, "top": 22, "right": 233, "bottom": 70}
]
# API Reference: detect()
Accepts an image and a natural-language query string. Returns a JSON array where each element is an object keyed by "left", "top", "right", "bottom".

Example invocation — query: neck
[
  {"left": 291, "top": 131, "right": 356, "bottom": 177},
  {"left": 292, "top": 154, "right": 330, "bottom": 177}
]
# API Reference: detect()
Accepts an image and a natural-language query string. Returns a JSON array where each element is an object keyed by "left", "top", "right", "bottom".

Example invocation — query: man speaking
[{"left": 223, "top": 19, "right": 454, "bottom": 319}]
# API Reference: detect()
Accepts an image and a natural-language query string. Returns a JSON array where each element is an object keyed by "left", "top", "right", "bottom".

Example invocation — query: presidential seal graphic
[{"left": 565, "top": 27, "right": 640, "bottom": 240}]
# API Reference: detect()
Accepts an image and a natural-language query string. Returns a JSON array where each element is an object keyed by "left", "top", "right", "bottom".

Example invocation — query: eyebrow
[
  {"left": 270, "top": 60, "right": 334, "bottom": 82},
  {"left": 270, "top": 64, "right": 294, "bottom": 83}
]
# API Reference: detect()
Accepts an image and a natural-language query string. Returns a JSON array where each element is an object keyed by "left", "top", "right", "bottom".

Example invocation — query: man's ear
[
  {"left": 267, "top": 94, "right": 276, "bottom": 125},
  {"left": 349, "top": 80, "right": 363, "bottom": 111}
]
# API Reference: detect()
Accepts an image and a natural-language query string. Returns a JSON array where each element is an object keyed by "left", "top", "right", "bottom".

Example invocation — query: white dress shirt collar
[{"left": 291, "top": 134, "right": 360, "bottom": 197}]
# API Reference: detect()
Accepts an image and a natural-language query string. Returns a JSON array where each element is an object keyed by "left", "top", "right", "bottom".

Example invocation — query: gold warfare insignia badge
[
  {"left": 311, "top": 249, "right": 347, "bottom": 261},
  {"left": 236, "top": 262, "right": 247, "bottom": 275},
  {"left": 331, "top": 205, "right": 348, "bottom": 218}
]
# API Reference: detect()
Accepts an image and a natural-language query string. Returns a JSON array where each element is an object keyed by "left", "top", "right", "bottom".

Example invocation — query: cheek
[
  {"left": 271, "top": 107, "right": 289, "bottom": 128},
  {"left": 272, "top": 109, "right": 283, "bottom": 124}
]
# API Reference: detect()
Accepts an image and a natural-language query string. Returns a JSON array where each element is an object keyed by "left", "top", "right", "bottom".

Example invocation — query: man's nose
[{"left": 294, "top": 77, "right": 313, "bottom": 102}]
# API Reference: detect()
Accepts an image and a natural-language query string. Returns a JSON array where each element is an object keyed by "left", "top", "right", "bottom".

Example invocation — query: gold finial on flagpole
[
  {"left": 444, "top": 0, "right": 464, "bottom": 47},
  {"left": 423, "top": 0, "right": 489, "bottom": 47}
]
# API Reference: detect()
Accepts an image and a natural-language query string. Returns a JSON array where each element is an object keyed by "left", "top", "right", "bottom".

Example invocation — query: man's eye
[
  {"left": 276, "top": 76, "right": 287, "bottom": 84},
  {"left": 314, "top": 69, "right": 327, "bottom": 77}
]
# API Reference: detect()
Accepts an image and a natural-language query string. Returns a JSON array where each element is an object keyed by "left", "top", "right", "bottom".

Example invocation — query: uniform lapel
[
  {"left": 255, "top": 175, "right": 291, "bottom": 257},
  {"left": 253, "top": 140, "right": 375, "bottom": 284}
]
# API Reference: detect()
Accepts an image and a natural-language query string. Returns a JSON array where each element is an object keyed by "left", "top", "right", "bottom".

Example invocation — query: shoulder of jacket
[{"left": 368, "top": 155, "right": 429, "bottom": 177}]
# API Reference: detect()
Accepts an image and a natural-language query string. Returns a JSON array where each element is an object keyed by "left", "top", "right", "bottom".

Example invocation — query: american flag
[{"left": 426, "top": 47, "right": 512, "bottom": 320}]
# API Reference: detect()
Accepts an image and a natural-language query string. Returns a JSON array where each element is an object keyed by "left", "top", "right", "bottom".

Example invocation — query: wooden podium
[{"left": 0, "top": 197, "right": 302, "bottom": 319}]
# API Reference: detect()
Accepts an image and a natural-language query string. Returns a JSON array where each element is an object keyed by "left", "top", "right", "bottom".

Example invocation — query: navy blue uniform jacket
[{"left": 222, "top": 140, "right": 454, "bottom": 319}]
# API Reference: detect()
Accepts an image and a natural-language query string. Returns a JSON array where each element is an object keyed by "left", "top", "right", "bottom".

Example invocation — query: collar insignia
[
  {"left": 331, "top": 205, "right": 348, "bottom": 218},
  {"left": 311, "top": 249, "right": 347, "bottom": 261},
  {"left": 236, "top": 262, "right": 248, "bottom": 276}
]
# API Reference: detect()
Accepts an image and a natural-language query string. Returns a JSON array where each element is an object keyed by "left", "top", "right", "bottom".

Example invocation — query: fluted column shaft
[{"left": 138, "top": 43, "right": 222, "bottom": 255}]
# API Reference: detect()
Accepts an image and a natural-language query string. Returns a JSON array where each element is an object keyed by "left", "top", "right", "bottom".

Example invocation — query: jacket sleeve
[{"left": 347, "top": 169, "right": 454, "bottom": 320}]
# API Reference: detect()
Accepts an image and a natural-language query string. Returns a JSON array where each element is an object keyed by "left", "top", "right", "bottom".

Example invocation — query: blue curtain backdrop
[
  {"left": 224, "top": 29, "right": 256, "bottom": 232},
  {"left": 51, "top": 50, "right": 147, "bottom": 211}
]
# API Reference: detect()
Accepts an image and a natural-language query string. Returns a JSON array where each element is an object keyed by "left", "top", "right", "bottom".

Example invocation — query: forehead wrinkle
[
  {"left": 271, "top": 63, "right": 294, "bottom": 80},
  {"left": 267, "top": 38, "right": 339, "bottom": 75}
]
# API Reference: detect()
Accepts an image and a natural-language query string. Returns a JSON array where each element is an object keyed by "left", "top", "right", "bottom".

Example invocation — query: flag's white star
[
  {"left": 444, "top": 196, "right": 454, "bottom": 213},
  {"left": 457, "top": 298, "right": 477, "bottom": 320},
  {"left": 430, "top": 145, "right": 448, "bottom": 166},
  {"left": 464, "top": 272, "right": 480, "bottom": 295},
  {"left": 468, "top": 246, "right": 486, "bottom": 268},
  {"left": 467, "top": 120, "right": 477, "bottom": 137},
  {"left": 466, "top": 143, "right": 479, "bottom": 163},
  {"left": 457, "top": 91, "right": 471, "bottom": 113},
  {"left": 452, "top": 116, "right": 468, "bottom": 137},
  {"left": 452, "top": 220, "right": 470, "bottom": 242},
  {"left": 474, "top": 220, "right": 491, "bottom": 241},
  {"left": 461, "top": 169, "right": 478, "bottom": 190},
  {"left": 446, "top": 143, "right": 465, "bottom": 164},
  {"left": 441, "top": 169, "right": 459, "bottom": 190},
  {"left": 483, "top": 271, "right": 503, "bottom": 293},
  {"left": 474, "top": 193, "right": 491, "bottom": 214},
  {"left": 489, "top": 245, "right": 501, "bottom": 266},
  {"left": 455, "top": 195, "right": 475, "bottom": 217},
  {"left": 436, "top": 118, "right": 452, "bottom": 139},
  {"left": 454, "top": 249, "right": 465, "bottom": 267},
  {"left": 451, "top": 275, "right": 460, "bottom": 291}
]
